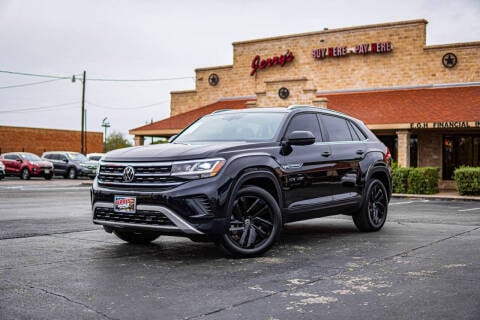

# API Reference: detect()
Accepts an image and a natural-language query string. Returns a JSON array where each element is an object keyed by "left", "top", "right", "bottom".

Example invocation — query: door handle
[{"left": 322, "top": 151, "right": 331, "bottom": 157}]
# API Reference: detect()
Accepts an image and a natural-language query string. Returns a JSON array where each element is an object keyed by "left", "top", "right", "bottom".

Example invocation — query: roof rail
[
  {"left": 287, "top": 105, "right": 314, "bottom": 110},
  {"left": 211, "top": 109, "right": 233, "bottom": 114}
]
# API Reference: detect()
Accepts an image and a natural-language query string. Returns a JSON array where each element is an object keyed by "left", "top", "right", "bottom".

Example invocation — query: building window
[
  {"left": 410, "top": 135, "right": 418, "bottom": 168},
  {"left": 443, "top": 135, "right": 480, "bottom": 180},
  {"left": 378, "top": 135, "right": 397, "bottom": 164}
]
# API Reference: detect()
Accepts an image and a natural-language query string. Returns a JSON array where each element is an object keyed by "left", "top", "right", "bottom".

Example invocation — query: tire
[
  {"left": 113, "top": 229, "right": 161, "bottom": 244},
  {"left": 353, "top": 179, "right": 389, "bottom": 232},
  {"left": 66, "top": 167, "right": 77, "bottom": 179},
  {"left": 21, "top": 168, "right": 31, "bottom": 180},
  {"left": 221, "top": 185, "right": 282, "bottom": 257}
]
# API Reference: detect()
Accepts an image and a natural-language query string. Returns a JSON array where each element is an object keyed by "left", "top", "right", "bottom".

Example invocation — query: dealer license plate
[
  {"left": 114, "top": 195, "right": 136, "bottom": 214},
  {"left": 44, "top": 169, "right": 50, "bottom": 174}
]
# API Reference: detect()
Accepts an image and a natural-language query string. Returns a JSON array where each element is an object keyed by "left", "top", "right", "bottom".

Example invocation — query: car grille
[
  {"left": 98, "top": 162, "right": 184, "bottom": 188},
  {"left": 94, "top": 206, "right": 174, "bottom": 226}
]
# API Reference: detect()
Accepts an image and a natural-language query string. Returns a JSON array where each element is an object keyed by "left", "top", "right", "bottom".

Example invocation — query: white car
[
  {"left": 86, "top": 153, "right": 105, "bottom": 162},
  {"left": 0, "top": 162, "right": 5, "bottom": 179}
]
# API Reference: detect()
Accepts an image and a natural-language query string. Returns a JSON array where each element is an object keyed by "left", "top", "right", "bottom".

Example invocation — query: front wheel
[
  {"left": 353, "top": 179, "right": 389, "bottom": 232},
  {"left": 113, "top": 229, "right": 161, "bottom": 244},
  {"left": 221, "top": 186, "right": 282, "bottom": 257},
  {"left": 66, "top": 167, "right": 77, "bottom": 179},
  {"left": 21, "top": 168, "right": 31, "bottom": 180}
]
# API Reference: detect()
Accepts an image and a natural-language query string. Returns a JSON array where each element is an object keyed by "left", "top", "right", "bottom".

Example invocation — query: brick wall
[
  {"left": 170, "top": 19, "right": 480, "bottom": 115},
  {"left": 0, "top": 126, "right": 103, "bottom": 156}
]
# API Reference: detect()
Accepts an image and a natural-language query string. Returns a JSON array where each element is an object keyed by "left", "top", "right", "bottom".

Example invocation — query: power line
[
  {"left": 85, "top": 99, "right": 170, "bottom": 110},
  {"left": 0, "top": 69, "right": 193, "bottom": 82},
  {"left": 0, "top": 70, "right": 73, "bottom": 79},
  {"left": 86, "top": 76, "right": 194, "bottom": 82},
  {"left": 0, "top": 101, "right": 79, "bottom": 114},
  {"left": 0, "top": 78, "right": 66, "bottom": 89}
]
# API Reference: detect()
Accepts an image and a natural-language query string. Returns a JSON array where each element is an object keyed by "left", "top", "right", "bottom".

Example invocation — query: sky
[{"left": 1, "top": 0, "right": 479, "bottom": 142}]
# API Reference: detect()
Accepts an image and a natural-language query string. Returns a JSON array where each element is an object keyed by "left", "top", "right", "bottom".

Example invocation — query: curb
[{"left": 393, "top": 193, "right": 480, "bottom": 202}]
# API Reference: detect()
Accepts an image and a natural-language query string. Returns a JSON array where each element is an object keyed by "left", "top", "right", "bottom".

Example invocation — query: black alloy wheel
[
  {"left": 21, "top": 168, "right": 30, "bottom": 180},
  {"left": 353, "top": 179, "right": 388, "bottom": 232},
  {"left": 222, "top": 186, "right": 281, "bottom": 257},
  {"left": 113, "top": 229, "right": 161, "bottom": 244}
]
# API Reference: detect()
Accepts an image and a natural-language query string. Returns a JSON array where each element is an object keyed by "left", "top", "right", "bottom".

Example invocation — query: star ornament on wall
[{"left": 442, "top": 53, "right": 457, "bottom": 68}]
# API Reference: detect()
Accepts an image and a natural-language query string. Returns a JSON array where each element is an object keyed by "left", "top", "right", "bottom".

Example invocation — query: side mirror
[
  {"left": 286, "top": 131, "right": 316, "bottom": 146},
  {"left": 16, "top": 158, "right": 23, "bottom": 163},
  {"left": 62, "top": 158, "right": 69, "bottom": 163}
]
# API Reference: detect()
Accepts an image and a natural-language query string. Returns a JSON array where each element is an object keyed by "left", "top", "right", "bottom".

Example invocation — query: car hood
[{"left": 102, "top": 142, "right": 276, "bottom": 162}]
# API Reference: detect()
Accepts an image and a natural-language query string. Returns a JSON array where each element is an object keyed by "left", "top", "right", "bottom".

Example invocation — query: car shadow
[{"left": 100, "top": 220, "right": 362, "bottom": 262}]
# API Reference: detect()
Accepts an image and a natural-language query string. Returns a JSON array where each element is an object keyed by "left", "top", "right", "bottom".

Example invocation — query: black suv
[{"left": 92, "top": 106, "right": 392, "bottom": 257}]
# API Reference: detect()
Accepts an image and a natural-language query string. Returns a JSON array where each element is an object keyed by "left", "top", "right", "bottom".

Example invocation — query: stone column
[
  {"left": 396, "top": 130, "right": 411, "bottom": 167},
  {"left": 134, "top": 135, "right": 145, "bottom": 146}
]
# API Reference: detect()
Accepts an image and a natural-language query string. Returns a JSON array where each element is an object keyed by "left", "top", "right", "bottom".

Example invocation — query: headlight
[{"left": 171, "top": 158, "right": 225, "bottom": 179}]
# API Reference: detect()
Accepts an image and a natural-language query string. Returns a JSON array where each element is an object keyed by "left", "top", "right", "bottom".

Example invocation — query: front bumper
[
  {"left": 79, "top": 167, "right": 97, "bottom": 177},
  {"left": 91, "top": 175, "right": 233, "bottom": 237}
]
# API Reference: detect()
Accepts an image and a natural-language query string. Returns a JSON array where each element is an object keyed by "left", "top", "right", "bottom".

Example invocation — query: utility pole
[
  {"left": 101, "top": 117, "right": 111, "bottom": 152},
  {"left": 81, "top": 70, "right": 86, "bottom": 154}
]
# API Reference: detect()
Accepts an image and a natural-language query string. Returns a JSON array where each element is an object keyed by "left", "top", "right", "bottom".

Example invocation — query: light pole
[{"left": 101, "top": 117, "right": 111, "bottom": 152}]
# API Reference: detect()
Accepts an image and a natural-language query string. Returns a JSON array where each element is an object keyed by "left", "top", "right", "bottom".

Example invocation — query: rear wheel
[
  {"left": 113, "top": 230, "right": 161, "bottom": 244},
  {"left": 21, "top": 168, "right": 31, "bottom": 180},
  {"left": 353, "top": 179, "right": 389, "bottom": 232},
  {"left": 221, "top": 186, "right": 281, "bottom": 257}
]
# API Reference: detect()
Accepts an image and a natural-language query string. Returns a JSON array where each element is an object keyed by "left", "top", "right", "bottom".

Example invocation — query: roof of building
[
  {"left": 129, "top": 85, "right": 480, "bottom": 136},
  {"left": 324, "top": 85, "right": 480, "bottom": 125},
  {"left": 129, "top": 98, "right": 251, "bottom": 136}
]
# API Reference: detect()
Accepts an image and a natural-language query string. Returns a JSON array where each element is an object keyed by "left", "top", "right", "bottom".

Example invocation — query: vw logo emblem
[{"left": 123, "top": 166, "right": 135, "bottom": 183}]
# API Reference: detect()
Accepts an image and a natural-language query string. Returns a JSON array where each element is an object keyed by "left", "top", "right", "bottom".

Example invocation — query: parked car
[
  {"left": 0, "top": 152, "right": 54, "bottom": 180},
  {"left": 42, "top": 151, "right": 97, "bottom": 179},
  {"left": 0, "top": 161, "right": 5, "bottom": 180},
  {"left": 87, "top": 153, "right": 105, "bottom": 162},
  {"left": 91, "top": 106, "right": 392, "bottom": 257}
]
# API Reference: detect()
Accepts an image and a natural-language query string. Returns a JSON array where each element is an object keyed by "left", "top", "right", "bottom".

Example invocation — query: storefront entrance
[{"left": 443, "top": 135, "right": 480, "bottom": 180}]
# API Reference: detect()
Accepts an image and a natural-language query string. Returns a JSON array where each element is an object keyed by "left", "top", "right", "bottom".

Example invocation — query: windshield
[
  {"left": 20, "top": 153, "right": 41, "bottom": 161},
  {"left": 174, "top": 112, "right": 286, "bottom": 143},
  {"left": 67, "top": 152, "right": 88, "bottom": 161}
]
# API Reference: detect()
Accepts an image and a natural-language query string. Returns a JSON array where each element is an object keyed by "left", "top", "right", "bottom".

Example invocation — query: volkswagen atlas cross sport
[{"left": 91, "top": 106, "right": 392, "bottom": 257}]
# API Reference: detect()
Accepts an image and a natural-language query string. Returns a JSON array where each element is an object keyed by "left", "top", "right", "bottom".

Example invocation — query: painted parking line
[
  {"left": 390, "top": 200, "right": 430, "bottom": 205},
  {"left": 457, "top": 207, "right": 480, "bottom": 212}
]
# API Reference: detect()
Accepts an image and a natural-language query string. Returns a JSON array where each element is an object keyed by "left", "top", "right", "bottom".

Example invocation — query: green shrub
[
  {"left": 392, "top": 167, "right": 439, "bottom": 194},
  {"left": 407, "top": 167, "right": 439, "bottom": 194},
  {"left": 454, "top": 167, "right": 480, "bottom": 195},
  {"left": 392, "top": 167, "right": 412, "bottom": 193}
]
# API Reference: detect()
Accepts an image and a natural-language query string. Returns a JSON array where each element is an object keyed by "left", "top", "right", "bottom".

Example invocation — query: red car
[{"left": 0, "top": 152, "right": 54, "bottom": 180}]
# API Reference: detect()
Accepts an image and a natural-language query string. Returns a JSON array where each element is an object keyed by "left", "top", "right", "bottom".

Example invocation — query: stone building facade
[{"left": 130, "top": 19, "right": 480, "bottom": 184}]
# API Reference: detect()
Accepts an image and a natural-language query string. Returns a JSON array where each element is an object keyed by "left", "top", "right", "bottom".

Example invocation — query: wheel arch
[
  {"left": 231, "top": 168, "right": 283, "bottom": 205},
  {"left": 366, "top": 164, "right": 392, "bottom": 200}
]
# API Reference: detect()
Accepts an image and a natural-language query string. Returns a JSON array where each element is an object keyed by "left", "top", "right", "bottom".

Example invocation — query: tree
[{"left": 105, "top": 131, "right": 133, "bottom": 152}]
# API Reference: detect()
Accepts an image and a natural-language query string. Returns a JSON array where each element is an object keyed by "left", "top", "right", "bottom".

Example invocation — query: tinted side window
[
  {"left": 348, "top": 121, "right": 367, "bottom": 141},
  {"left": 322, "top": 115, "right": 353, "bottom": 142},
  {"left": 5, "top": 154, "right": 17, "bottom": 160},
  {"left": 285, "top": 113, "right": 322, "bottom": 141}
]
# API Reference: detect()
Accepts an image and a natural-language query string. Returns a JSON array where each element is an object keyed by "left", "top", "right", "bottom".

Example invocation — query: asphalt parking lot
[{"left": 0, "top": 178, "right": 479, "bottom": 319}]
